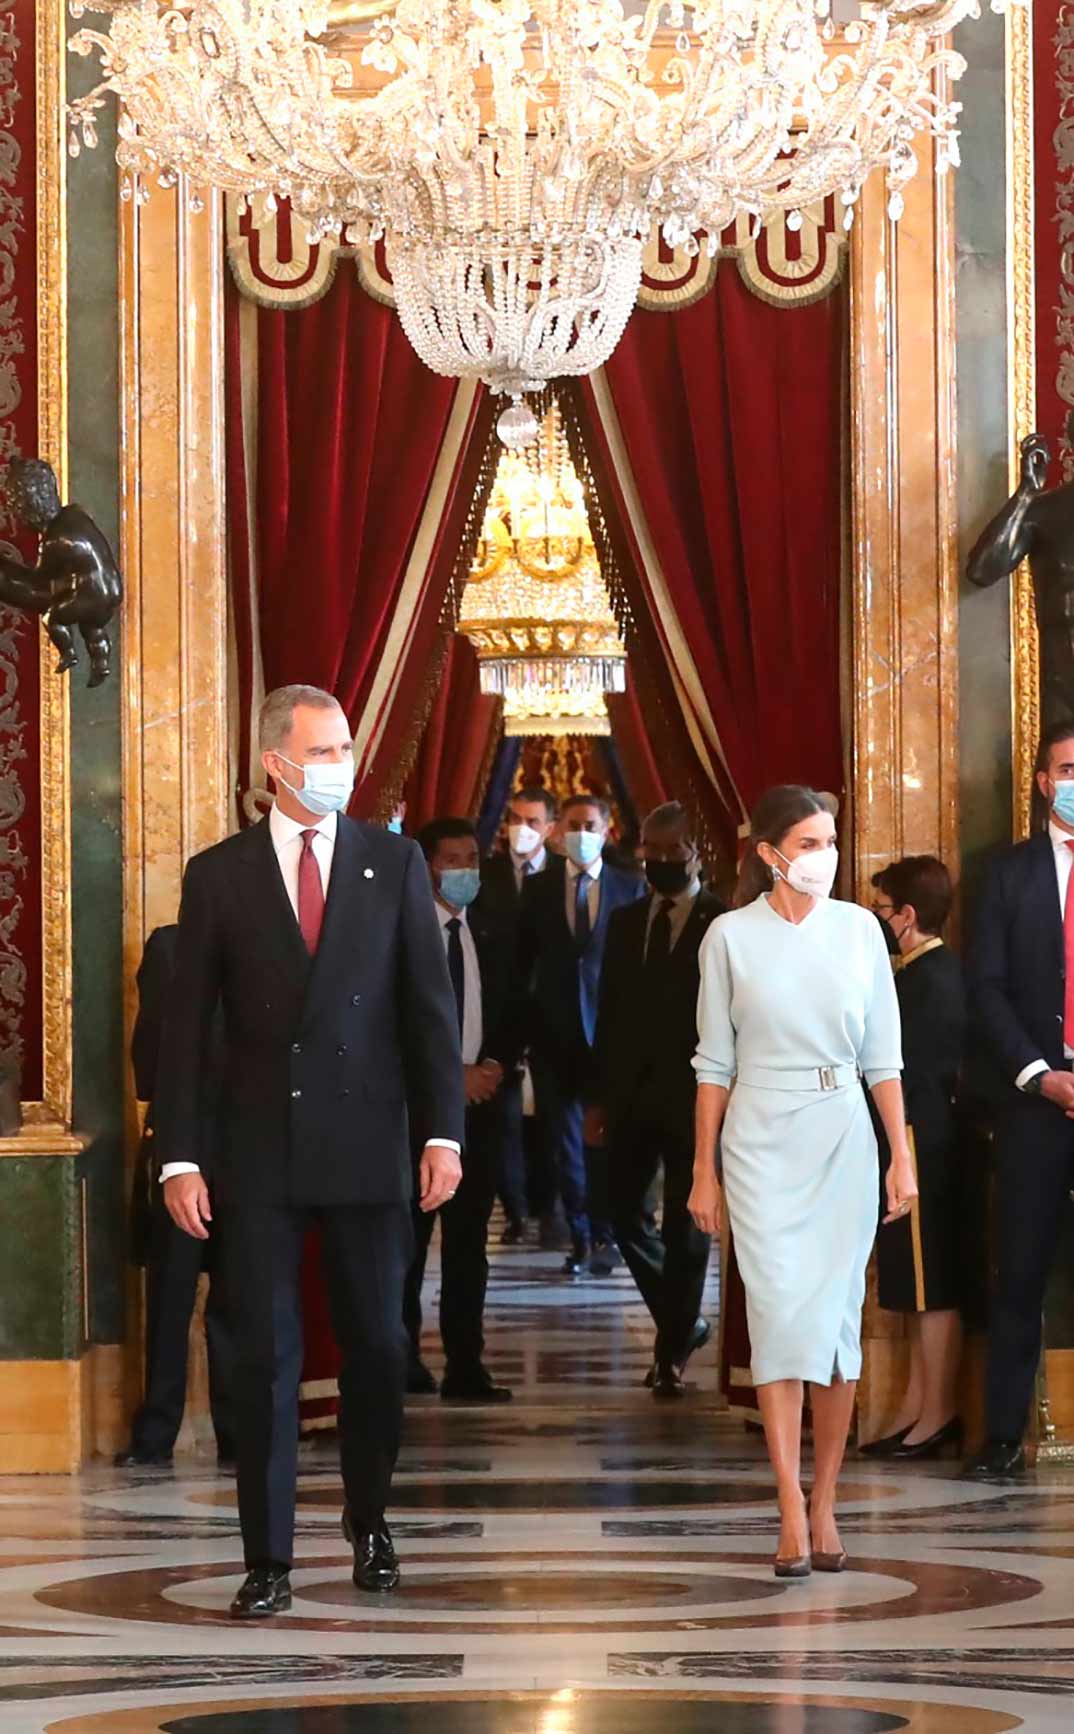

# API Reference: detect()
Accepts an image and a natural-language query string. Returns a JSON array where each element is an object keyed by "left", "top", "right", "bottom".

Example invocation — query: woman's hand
[
  {"left": 688, "top": 1167, "right": 723, "bottom": 1236},
  {"left": 883, "top": 1147, "right": 919, "bottom": 1225}
]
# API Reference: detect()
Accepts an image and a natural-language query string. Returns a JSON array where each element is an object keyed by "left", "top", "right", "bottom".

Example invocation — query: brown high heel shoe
[
  {"left": 807, "top": 1496, "right": 848, "bottom": 1573},
  {"left": 773, "top": 1494, "right": 812, "bottom": 1579}
]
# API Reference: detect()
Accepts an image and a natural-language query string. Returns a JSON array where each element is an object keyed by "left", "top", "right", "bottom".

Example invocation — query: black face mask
[
  {"left": 876, "top": 911, "right": 901, "bottom": 956},
  {"left": 645, "top": 858, "right": 693, "bottom": 897}
]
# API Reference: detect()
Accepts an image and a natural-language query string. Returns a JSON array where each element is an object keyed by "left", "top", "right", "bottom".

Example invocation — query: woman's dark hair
[
  {"left": 871, "top": 855, "right": 953, "bottom": 937},
  {"left": 735, "top": 785, "right": 829, "bottom": 909},
  {"left": 1030, "top": 718, "right": 1074, "bottom": 832}
]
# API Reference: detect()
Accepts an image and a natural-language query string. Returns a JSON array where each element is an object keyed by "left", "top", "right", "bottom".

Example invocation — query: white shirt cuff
[
  {"left": 159, "top": 1162, "right": 201, "bottom": 1182},
  {"left": 425, "top": 1139, "right": 461, "bottom": 1155},
  {"left": 1015, "top": 1060, "right": 1049, "bottom": 1091}
]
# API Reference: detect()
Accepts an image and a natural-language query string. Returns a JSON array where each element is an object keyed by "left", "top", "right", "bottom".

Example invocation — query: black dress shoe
[
  {"left": 963, "top": 1440, "right": 1027, "bottom": 1479},
  {"left": 500, "top": 1219, "right": 526, "bottom": 1246},
  {"left": 589, "top": 1240, "right": 619, "bottom": 1276},
  {"left": 113, "top": 1445, "right": 173, "bottom": 1468},
  {"left": 859, "top": 1424, "right": 915, "bottom": 1459},
  {"left": 677, "top": 1317, "right": 711, "bottom": 1370},
  {"left": 651, "top": 1363, "right": 686, "bottom": 1401},
  {"left": 406, "top": 1359, "right": 439, "bottom": 1395},
  {"left": 562, "top": 1242, "right": 590, "bottom": 1276},
  {"left": 440, "top": 1367, "right": 513, "bottom": 1404},
  {"left": 343, "top": 1512, "right": 400, "bottom": 1592},
  {"left": 892, "top": 1416, "right": 964, "bottom": 1460},
  {"left": 230, "top": 1565, "right": 292, "bottom": 1619}
]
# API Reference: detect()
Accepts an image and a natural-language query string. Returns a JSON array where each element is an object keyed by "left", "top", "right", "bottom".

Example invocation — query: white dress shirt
[
  {"left": 512, "top": 845, "right": 547, "bottom": 893},
  {"left": 644, "top": 877, "right": 701, "bottom": 956},
  {"left": 565, "top": 855, "right": 603, "bottom": 935},
  {"left": 162, "top": 802, "right": 460, "bottom": 1180},
  {"left": 1015, "top": 819, "right": 1074, "bottom": 1090},
  {"left": 436, "top": 901, "right": 483, "bottom": 1065}
]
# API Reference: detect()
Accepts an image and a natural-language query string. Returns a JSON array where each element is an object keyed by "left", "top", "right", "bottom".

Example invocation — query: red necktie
[
  {"left": 298, "top": 829, "right": 325, "bottom": 956},
  {"left": 1065, "top": 841, "right": 1074, "bottom": 1049}
]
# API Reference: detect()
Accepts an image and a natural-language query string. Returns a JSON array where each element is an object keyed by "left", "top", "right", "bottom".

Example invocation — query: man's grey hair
[
  {"left": 643, "top": 800, "right": 693, "bottom": 837},
  {"left": 258, "top": 684, "right": 344, "bottom": 754}
]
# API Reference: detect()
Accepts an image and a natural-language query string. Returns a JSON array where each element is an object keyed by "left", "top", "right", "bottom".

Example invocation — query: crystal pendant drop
[{"left": 497, "top": 398, "right": 539, "bottom": 450}]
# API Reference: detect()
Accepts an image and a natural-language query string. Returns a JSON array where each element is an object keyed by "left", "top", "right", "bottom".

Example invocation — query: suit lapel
[
  {"left": 304, "top": 817, "right": 371, "bottom": 1012},
  {"left": 1028, "top": 833, "right": 1064, "bottom": 968},
  {"left": 236, "top": 819, "right": 312, "bottom": 985}
]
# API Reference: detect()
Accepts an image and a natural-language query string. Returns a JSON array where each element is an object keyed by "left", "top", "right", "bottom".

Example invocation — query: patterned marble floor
[{"left": 4, "top": 1232, "right": 1074, "bottom": 1732}]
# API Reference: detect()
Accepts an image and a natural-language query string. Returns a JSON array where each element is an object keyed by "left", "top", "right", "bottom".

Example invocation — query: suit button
[
  {"left": 292, "top": 1042, "right": 302, "bottom": 1054},
  {"left": 337, "top": 1044, "right": 347, "bottom": 1056},
  {"left": 351, "top": 994, "right": 361, "bottom": 1005},
  {"left": 341, "top": 1089, "right": 350, "bottom": 1098},
  {"left": 291, "top": 1088, "right": 302, "bottom": 1100}
]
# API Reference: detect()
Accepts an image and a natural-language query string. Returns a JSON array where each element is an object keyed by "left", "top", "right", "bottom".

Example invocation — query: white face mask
[
  {"left": 275, "top": 752, "right": 355, "bottom": 818},
  {"left": 508, "top": 822, "right": 543, "bottom": 858},
  {"left": 771, "top": 844, "right": 838, "bottom": 900}
]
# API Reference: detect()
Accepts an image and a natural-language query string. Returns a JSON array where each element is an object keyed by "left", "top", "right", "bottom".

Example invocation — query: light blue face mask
[
  {"left": 276, "top": 752, "right": 355, "bottom": 818},
  {"left": 1054, "top": 778, "right": 1074, "bottom": 828},
  {"left": 387, "top": 816, "right": 404, "bottom": 835},
  {"left": 564, "top": 828, "right": 603, "bottom": 868},
  {"left": 439, "top": 867, "right": 481, "bottom": 909}
]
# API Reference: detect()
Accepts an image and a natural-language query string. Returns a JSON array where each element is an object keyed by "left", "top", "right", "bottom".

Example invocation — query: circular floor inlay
[
  {"left": 298, "top": 1568, "right": 784, "bottom": 1613},
  {"left": 163, "top": 1701, "right": 908, "bottom": 1734}
]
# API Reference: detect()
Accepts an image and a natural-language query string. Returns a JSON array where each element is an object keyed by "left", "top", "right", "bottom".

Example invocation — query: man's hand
[
  {"left": 464, "top": 1061, "right": 503, "bottom": 1105},
  {"left": 419, "top": 1142, "right": 463, "bottom": 1213},
  {"left": 1041, "top": 1070, "right": 1074, "bottom": 1117},
  {"left": 163, "top": 1172, "right": 212, "bottom": 1240},
  {"left": 583, "top": 1104, "right": 606, "bottom": 1147}
]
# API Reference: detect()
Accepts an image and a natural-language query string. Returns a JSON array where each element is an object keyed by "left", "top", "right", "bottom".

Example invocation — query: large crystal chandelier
[
  {"left": 459, "top": 402, "right": 625, "bottom": 735},
  {"left": 68, "top": 0, "right": 1008, "bottom": 420}
]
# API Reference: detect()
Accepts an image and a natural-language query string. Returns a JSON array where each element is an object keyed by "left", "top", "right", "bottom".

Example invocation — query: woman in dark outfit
[{"left": 864, "top": 855, "right": 967, "bottom": 1459}]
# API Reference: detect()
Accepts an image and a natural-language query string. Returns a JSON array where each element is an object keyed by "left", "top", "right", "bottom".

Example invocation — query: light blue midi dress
[{"left": 693, "top": 894, "right": 902, "bottom": 1387}]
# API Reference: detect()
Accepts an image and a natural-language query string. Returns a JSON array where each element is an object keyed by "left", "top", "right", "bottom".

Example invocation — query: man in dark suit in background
[
  {"left": 967, "top": 719, "right": 1074, "bottom": 1477},
  {"left": 517, "top": 793, "right": 645, "bottom": 1276},
  {"left": 478, "top": 787, "right": 559, "bottom": 1245},
  {"left": 404, "top": 818, "right": 517, "bottom": 1404},
  {"left": 114, "top": 924, "right": 235, "bottom": 1468},
  {"left": 154, "top": 684, "right": 464, "bottom": 1617},
  {"left": 590, "top": 803, "right": 722, "bottom": 1397}
]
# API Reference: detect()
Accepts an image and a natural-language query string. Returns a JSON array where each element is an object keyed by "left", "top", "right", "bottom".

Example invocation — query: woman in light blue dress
[{"left": 689, "top": 786, "right": 916, "bottom": 1579}]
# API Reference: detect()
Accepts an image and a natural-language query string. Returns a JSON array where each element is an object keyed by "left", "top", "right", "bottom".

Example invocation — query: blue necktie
[
  {"left": 446, "top": 918, "right": 465, "bottom": 1037},
  {"left": 575, "top": 868, "right": 591, "bottom": 949}
]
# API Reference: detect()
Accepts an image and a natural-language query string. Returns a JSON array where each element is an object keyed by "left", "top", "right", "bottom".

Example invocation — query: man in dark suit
[
  {"left": 478, "top": 787, "right": 559, "bottom": 1245},
  {"left": 590, "top": 803, "right": 723, "bottom": 1397},
  {"left": 155, "top": 684, "right": 464, "bottom": 1618},
  {"left": 404, "top": 818, "right": 518, "bottom": 1403},
  {"left": 967, "top": 719, "right": 1074, "bottom": 1477},
  {"left": 517, "top": 792, "right": 645, "bottom": 1275},
  {"left": 115, "top": 924, "right": 235, "bottom": 1468}
]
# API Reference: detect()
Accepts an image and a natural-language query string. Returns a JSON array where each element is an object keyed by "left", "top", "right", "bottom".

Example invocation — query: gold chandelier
[
  {"left": 459, "top": 403, "right": 625, "bottom": 736},
  {"left": 68, "top": 0, "right": 1011, "bottom": 433}
]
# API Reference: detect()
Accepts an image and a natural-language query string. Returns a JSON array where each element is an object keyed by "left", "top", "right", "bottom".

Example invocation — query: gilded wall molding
[
  {"left": 29, "top": 0, "right": 74, "bottom": 1141},
  {"left": 1008, "top": 0, "right": 1038, "bottom": 839}
]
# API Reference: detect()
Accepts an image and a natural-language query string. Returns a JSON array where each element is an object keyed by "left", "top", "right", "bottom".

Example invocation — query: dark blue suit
[
  {"left": 971, "top": 829, "right": 1074, "bottom": 1444},
  {"left": 518, "top": 855, "right": 645, "bottom": 1245}
]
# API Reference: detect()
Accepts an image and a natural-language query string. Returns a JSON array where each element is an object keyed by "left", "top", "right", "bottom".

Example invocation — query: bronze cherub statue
[
  {"left": 0, "top": 458, "right": 122, "bottom": 687},
  {"left": 968, "top": 414, "right": 1074, "bottom": 725}
]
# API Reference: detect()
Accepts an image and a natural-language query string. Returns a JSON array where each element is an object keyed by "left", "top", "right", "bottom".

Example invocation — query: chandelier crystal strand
[{"left": 69, "top": 0, "right": 1017, "bottom": 407}]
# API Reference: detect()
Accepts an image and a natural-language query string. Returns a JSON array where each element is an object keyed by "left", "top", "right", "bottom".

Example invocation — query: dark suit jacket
[
  {"left": 593, "top": 889, "right": 726, "bottom": 1136},
  {"left": 478, "top": 852, "right": 524, "bottom": 929},
  {"left": 971, "top": 830, "right": 1065, "bottom": 1093},
  {"left": 897, "top": 944, "right": 966, "bottom": 1174},
  {"left": 467, "top": 902, "right": 522, "bottom": 1074},
  {"left": 153, "top": 816, "right": 465, "bottom": 1208},
  {"left": 516, "top": 854, "right": 645, "bottom": 1082}
]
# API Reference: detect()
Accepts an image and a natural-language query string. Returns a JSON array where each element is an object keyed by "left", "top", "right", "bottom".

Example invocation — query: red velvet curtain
[
  {"left": 226, "top": 271, "right": 495, "bottom": 818},
  {"left": 578, "top": 267, "right": 845, "bottom": 837},
  {"left": 606, "top": 670, "right": 671, "bottom": 823},
  {"left": 403, "top": 633, "right": 502, "bottom": 833}
]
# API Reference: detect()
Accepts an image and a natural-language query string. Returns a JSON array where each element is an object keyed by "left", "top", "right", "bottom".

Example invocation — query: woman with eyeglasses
[
  {"left": 689, "top": 785, "right": 914, "bottom": 1579},
  {"left": 865, "top": 855, "right": 967, "bottom": 1460}
]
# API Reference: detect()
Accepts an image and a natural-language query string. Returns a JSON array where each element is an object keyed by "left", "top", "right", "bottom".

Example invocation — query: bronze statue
[
  {"left": 0, "top": 459, "right": 122, "bottom": 687},
  {"left": 968, "top": 414, "right": 1074, "bottom": 723}
]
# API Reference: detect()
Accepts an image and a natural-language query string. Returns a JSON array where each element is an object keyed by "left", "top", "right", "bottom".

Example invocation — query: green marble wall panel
[
  {"left": 65, "top": 19, "right": 125, "bottom": 1351},
  {"left": 0, "top": 1158, "right": 82, "bottom": 1359}
]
